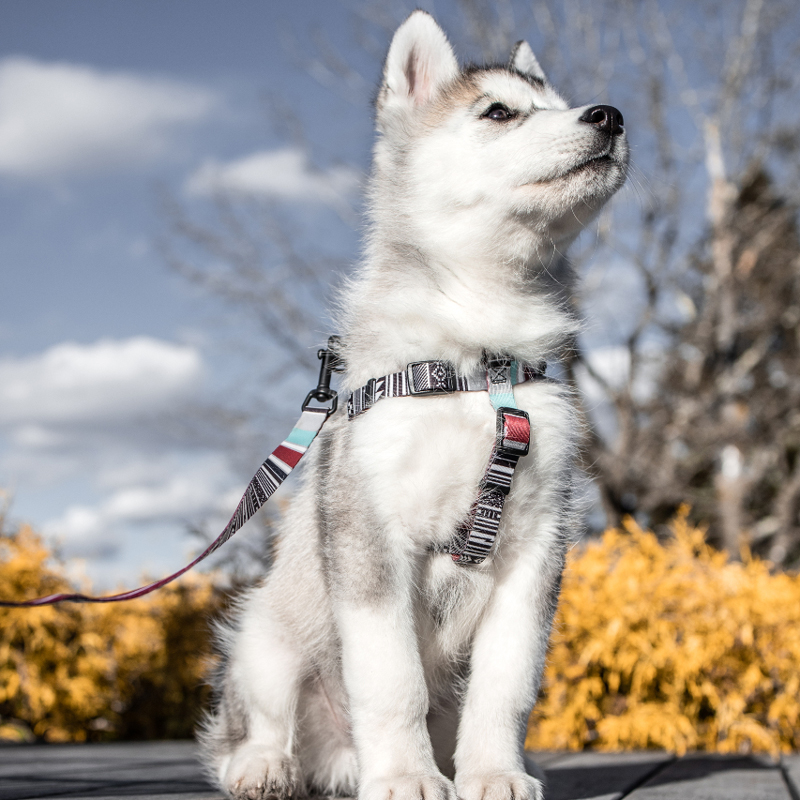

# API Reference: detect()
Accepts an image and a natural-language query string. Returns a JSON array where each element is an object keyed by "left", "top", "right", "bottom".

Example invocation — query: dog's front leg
[
  {"left": 330, "top": 534, "right": 456, "bottom": 800},
  {"left": 454, "top": 531, "right": 565, "bottom": 800}
]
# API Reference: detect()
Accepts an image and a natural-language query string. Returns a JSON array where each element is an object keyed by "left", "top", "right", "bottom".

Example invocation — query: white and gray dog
[{"left": 201, "top": 11, "right": 628, "bottom": 800}]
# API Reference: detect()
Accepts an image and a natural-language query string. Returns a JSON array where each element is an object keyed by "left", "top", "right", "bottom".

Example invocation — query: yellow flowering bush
[
  {"left": 527, "top": 510, "right": 800, "bottom": 755},
  {"left": 0, "top": 520, "right": 223, "bottom": 742},
  {"left": 3, "top": 507, "right": 799, "bottom": 752}
]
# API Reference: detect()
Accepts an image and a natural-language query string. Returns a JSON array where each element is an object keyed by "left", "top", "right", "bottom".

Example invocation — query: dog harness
[{"left": 348, "top": 357, "right": 544, "bottom": 564}]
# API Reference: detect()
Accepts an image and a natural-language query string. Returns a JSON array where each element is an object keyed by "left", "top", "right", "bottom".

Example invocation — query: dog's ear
[
  {"left": 509, "top": 40, "right": 548, "bottom": 84},
  {"left": 379, "top": 11, "right": 458, "bottom": 114}
]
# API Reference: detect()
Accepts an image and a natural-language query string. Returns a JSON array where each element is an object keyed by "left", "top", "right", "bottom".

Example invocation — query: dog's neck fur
[{"left": 339, "top": 167, "right": 579, "bottom": 390}]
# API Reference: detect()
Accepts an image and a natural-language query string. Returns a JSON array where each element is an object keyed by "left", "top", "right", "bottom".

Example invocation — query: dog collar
[
  {"left": 347, "top": 357, "right": 545, "bottom": 420},
  {"left": 347, "top": 356, "right": 544, "bottom": 565}
]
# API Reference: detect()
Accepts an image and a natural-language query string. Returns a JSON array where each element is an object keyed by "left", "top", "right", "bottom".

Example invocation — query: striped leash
[{"left": 0, "top": 340, "right": 341, "bottom": 607}]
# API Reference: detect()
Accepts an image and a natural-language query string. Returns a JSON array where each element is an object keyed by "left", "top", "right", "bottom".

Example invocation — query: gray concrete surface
[{"left": 0, "top": 742, "right": 797, "bottom": 800}]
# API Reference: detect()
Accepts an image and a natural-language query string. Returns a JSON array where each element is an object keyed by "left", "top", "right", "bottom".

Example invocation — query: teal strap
[{"left": 487, "top": 358, "right": 519, "bottom": 410}]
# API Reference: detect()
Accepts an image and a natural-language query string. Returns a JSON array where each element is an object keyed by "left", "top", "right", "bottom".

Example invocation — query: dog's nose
[{"left": 579, "top": 105, "right": 624, "bottom": 135}]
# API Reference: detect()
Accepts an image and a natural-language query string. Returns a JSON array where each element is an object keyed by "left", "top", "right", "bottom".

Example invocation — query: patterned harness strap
[
  {"left": 348, "top": 356, "right": 540, "bottom": 565},
  {"left": 347, "top": 358, "right": 545, "bottom": 419},
  {"left": 448, "top": 359, "right": 531, "bottom": 565}
]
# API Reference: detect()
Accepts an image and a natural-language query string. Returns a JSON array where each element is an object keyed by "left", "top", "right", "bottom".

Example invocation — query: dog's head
[{"left": 373, "top": 11, "right": 628, "bottom": 260}]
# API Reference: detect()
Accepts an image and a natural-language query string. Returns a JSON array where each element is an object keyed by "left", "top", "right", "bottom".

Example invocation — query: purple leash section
[{"left": 0, "top": 341, "right": 341, "bottom": 607}]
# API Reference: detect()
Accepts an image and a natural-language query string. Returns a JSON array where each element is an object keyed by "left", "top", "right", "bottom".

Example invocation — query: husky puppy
[{"left": 202, "top": 11, "right": 627, "bottom": 800}]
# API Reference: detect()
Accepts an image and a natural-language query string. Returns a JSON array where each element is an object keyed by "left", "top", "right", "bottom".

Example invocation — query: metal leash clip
[{"left": 302, "top": 335, "right": 343, "bottom": 417}]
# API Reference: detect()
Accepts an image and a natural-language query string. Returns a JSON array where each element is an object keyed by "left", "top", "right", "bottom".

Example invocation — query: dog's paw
[
  {"left": 360, "top": 772, "right": 456, "bottom": 800},
  {"left": 456, "top": 772, "right": 544, "bottom": 800},
  {"left": 223, "top": 745, "right": 303, "bottom": 800}
]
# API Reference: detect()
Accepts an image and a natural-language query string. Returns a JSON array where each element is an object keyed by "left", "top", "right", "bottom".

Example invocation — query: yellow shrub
[
  {"left": 527, "top": 510, "right": 800, "bottom": 755},
  {"left": 0, "top": 521, "right": 223, "bottom": 742},
  {"left": 4, "top": 509, "right": 799, "bottom": 751}
]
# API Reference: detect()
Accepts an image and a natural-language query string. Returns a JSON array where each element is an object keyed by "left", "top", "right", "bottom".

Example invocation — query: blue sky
[
  {"left": 2, "top": 0, "right": 764, "bottom": 591},
  {"left": 0, "top": 0, "right": 671, "bottom": 590},
  {"left": 1, "top": 0, "right": 374, "bottom": 354},
  {"left": 0, "top": 0, "right": 398, "bottom": 588}
]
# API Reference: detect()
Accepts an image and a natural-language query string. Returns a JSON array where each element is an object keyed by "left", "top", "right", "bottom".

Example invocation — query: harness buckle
[
  {"left": 406, "top": 361, "right": 456, "bottom": 396},
  {"left": 302, "top": 388, "right": 338, "bottom": 417},
  {"left": 495, "top": 407, "right": 531, "bottom": 458}
]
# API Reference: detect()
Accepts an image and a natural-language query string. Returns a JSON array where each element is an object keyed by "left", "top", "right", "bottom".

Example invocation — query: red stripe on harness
[
  {"left": 504, "top": 413, "right": 530, "bottom": 446},
  {"left": 273, "top": 445, "right": 303, "bottom": 468}
]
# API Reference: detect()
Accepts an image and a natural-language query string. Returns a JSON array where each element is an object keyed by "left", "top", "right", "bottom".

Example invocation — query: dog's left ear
[
  {"left": 379, "top": 11, "right": 459, "bottom": 115},
  {"left": 509, "top": 40, "right": 548, "bottom": 84}
]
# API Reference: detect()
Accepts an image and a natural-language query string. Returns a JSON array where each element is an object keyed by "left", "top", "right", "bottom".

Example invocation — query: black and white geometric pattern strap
[
  {"left": 447, "top": 405, "right": 532, "bottom": 565},
  {"left": 346, "top": 355, "right": 537, "bottom": 566},
  {"left": 347, "top": 369, "right": 410, "bottom": 418},
  {"left": 347, "top": 358, "right": 545, "bottom": 419}
]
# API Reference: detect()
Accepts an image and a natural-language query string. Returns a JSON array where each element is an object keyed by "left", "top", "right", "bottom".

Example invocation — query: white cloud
[
  {"left": 578, "top": 346, "right": 631, "bottom": 401},
  {"left": 0, "top": 337, "right": 203, "bottom": 424},
  {"left": 10, "top": 424, "right": 66, "bottom": 449},
  {"left": 43, "top": 454, "right": 233, "bottom": 545},
  {"left": 0, "top": 57, "right": 215, "bottom": 177},
  {"left": 574, "top": 344, "right": 663, "bottom": 442},
  {"left": 184, "top": 147, "right": 360, "bottom": 206}
]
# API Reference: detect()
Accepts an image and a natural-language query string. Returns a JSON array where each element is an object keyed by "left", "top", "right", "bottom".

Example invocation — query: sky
[
  {"left": 0, "top": 0, "right": 663, "bottom": 592},
  {"left": 0, "top": 0, "right": 401, "bottom": 589}
]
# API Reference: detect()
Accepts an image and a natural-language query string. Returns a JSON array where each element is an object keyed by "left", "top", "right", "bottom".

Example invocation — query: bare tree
[
  {"left": 164, "top": 0, "right": 800, "bottom": 567},
  {"left": 561, "top": 0, "right": 800, "bottom": 565},
  {"left": 588, "top": 165, "right": 800, "bottom": 563}
]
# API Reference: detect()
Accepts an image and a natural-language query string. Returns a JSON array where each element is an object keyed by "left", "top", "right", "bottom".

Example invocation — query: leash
[
  {"left": 0, "top": 339, "right": 342, "bottom": 607},
  {"left": 1, "top": 343, "right": 542, "bottom": 605}
]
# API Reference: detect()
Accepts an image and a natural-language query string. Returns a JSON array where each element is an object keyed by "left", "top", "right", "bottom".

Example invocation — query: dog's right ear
[{"left": 378, "top": 11, "right": 459, "bottom": 116}]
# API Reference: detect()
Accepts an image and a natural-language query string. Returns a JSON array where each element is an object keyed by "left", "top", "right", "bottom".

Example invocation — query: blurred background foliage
[
  {"left": 168, "top": 0, "right": 800, "bottom": 568},
  {"left": 528, "top": 510, "right": 800, "bottom": 755},
  {"left": 3, "top": 508, "right": 799, "bottom": 753},
  {"left": 0, "top": 510, "right": 226, "bottom": 743}
]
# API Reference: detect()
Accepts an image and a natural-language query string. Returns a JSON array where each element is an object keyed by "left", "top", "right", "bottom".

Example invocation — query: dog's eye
[{"left": 483, "top": 103, "right": 516, "bottom": 122}]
